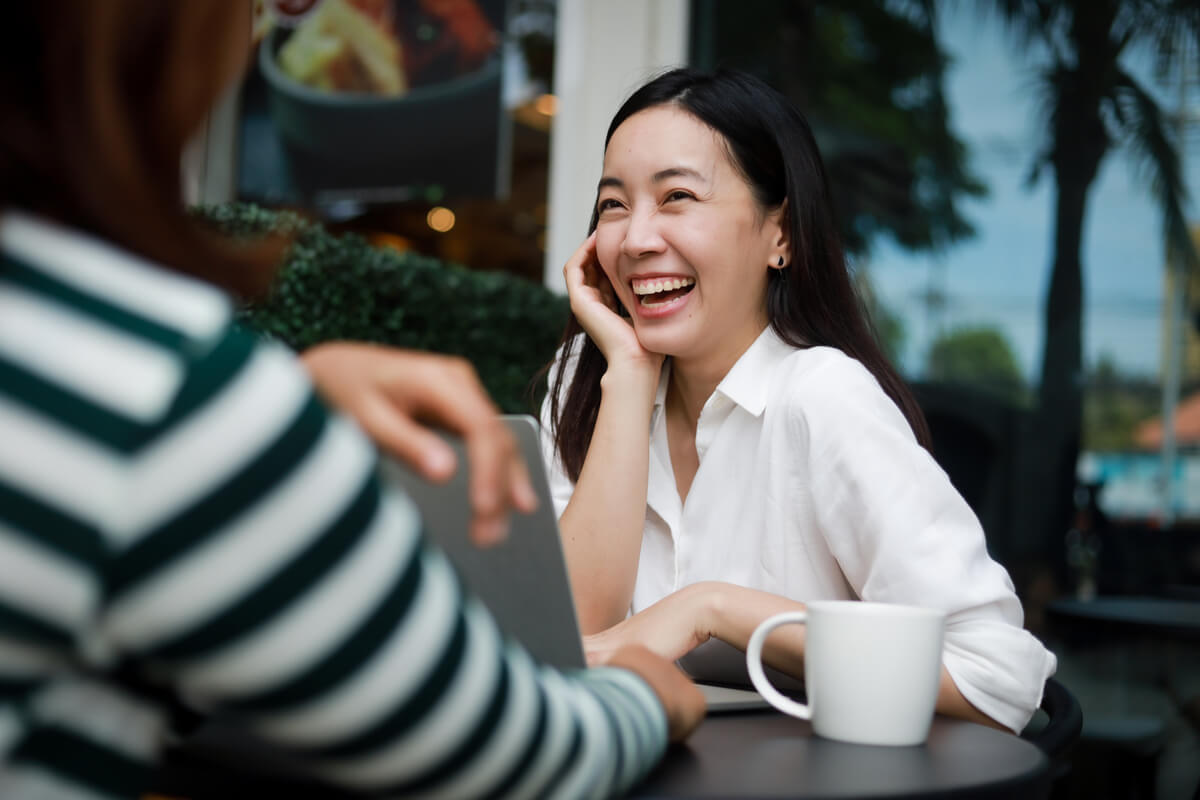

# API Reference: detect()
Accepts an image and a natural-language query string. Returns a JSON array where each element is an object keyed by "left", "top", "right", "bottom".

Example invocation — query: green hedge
[{"left": 198, "top": 203, "right": 569, "bottom": 413}]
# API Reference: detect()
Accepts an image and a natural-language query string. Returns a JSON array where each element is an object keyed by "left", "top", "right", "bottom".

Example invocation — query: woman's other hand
[
  {"left": 300, "top": 342, "right": 537, "bottom": 546},
  {"left": 606, "top": 644, "right": 706, "bottom": 742},
  {"left": 564, "top": 234, "right": 662, "bottom": 374},
  {"left": 586, "top": 583, "right": 811, "bottom": 679},
  {"left": 584, "top": 584, "right": 716, "bottom": 666}
]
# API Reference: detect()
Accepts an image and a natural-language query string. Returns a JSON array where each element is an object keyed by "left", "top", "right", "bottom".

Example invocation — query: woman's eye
[
  {"left": 665, "top": 190, "right": 694, "bottom": 202},
  {"left": 597, "top": 198, "right": 622, "bottom": 213}
]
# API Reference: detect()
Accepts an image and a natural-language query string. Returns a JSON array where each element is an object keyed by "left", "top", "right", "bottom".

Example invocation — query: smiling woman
[
  {"left": 593, "top": 107, "right": 778, "bottom": 369},
  {"left": 540, "top": 67, "right": 1058, "bottom": 735}
]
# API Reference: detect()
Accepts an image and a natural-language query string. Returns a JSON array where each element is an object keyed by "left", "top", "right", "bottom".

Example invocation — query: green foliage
[
  {"left": 871, "top": 302, "right": 907, "bottom": 367},
  {"left": 853, "top": 269, "right": 907, "bottom": 364},
  {"left": 692, "top": 0, "right": 986, "bottom": 255},
  {"left": 196, "top": 203, "right": 569, "bottom": 413},
  {"left": 1082, "top": 355, "right": 1161, "bottom": 451},
  {"left": 925, "top": 325, "right": 1027, "bottom": 404}
]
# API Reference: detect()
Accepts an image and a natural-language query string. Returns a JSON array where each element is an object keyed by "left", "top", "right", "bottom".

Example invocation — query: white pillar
[
  {"left": 543, "top": 0, "right": 690, "bottom": 291},
  {"left": 181, "top": 84, "right": 241, "bottom": 206}
]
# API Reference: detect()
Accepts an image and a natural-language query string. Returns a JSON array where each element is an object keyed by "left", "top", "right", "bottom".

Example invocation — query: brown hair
[{"left": 0, "top": 1, "right": 281, "bottom": 297}]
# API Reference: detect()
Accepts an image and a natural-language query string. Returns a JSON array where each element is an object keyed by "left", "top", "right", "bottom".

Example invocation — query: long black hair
[{"left": 548, "top": 68, "right": 931, "bottom": 481}]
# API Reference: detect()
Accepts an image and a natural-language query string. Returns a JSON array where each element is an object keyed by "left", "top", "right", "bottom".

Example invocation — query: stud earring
[{"left": 777, "top": 256, "right": 785, "bottom": 267}]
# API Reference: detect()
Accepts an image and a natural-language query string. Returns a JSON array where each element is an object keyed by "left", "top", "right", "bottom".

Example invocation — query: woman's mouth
[{"left": 631, "top": 276, "right": 696, "bottom": 308}]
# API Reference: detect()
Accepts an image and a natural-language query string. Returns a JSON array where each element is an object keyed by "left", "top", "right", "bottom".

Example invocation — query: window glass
[{"left": 240, "top": 0, "right": 556, "bottom": 284}]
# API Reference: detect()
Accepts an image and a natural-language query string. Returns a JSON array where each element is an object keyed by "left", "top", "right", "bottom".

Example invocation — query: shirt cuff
[{"left": 942, "top": 622, "right": 1059, "bottom": 733}]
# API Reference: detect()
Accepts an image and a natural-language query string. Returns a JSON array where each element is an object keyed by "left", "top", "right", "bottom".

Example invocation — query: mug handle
[{"left": 745, "top": 611, "right": 811, "bottom": 720}]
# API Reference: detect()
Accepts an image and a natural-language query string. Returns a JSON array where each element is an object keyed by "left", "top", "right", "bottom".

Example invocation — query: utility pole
[{"left": 1160, "top": 36, "right": 1196, "bottom": 526}]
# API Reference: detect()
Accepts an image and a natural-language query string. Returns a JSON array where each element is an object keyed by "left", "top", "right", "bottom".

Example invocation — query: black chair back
[{"left": 1023, "top": 677, "right": 1083, "bottom": 760}]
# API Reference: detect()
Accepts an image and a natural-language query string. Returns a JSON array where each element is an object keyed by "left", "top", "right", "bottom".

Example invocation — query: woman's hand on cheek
[
  {"left": 563, "top": 234, "right": 661, "bottom": 374},
  {"left": 583, "top": 583, "right": 717, "bottom": 666}
]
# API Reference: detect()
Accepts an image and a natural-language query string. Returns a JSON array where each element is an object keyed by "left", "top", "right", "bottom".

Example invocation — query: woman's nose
[{"left": 621, "top": 208, "right": 667, "bottom": 259}]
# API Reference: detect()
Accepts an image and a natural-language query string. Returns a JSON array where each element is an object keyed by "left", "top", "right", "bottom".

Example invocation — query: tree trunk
[
  {"left": 1037, "top": 180, "right": 1087, "bottom": 568},
  {"left": 1020, "top": 149, "right": 1103, "bottom": 589}
]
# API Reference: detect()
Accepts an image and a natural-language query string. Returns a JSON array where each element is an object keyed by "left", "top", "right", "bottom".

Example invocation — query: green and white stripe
[{"left": 0, "top": 212, "right": 667, "bottom": 799}]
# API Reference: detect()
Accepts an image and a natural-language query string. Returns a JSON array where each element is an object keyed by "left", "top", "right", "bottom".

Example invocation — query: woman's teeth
[{"left": 631, "top": 277, "right": 695, "bottom": 296}]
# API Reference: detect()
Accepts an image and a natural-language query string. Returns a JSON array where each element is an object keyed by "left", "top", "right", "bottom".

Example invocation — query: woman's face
[{"left": 594, "top": 106, "right": 786, "bottom": 372}]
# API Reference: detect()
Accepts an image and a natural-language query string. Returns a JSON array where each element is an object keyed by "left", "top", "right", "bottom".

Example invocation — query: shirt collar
[
  {"left": 716, "top": 326, "right": 794, "bottom": 416},
  {"left": 650, "top": 326, "right": 795, "bottom": 418}
]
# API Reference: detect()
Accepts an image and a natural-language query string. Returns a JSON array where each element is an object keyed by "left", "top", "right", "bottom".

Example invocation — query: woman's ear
[{"left": 768, "top": 199, "right": 790, "bottom": 270}]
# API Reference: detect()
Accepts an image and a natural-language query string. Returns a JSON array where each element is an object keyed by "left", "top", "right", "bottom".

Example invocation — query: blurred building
[
  {"left": 1134, "top": 388, "right": 1200, "bottom": 450},
  {"left": 1082, "top": 388, "right": 1200, "bottom": 521}
]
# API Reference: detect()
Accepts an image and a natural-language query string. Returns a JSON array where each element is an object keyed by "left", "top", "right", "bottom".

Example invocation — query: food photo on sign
[{"left": 242, "top": 0, "right": 509, "bottom": 214}]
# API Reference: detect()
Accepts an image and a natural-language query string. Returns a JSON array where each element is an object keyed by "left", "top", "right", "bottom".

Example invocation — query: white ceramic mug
[{"left": 745, "top": 601, "right": 946, "bottom": 746}]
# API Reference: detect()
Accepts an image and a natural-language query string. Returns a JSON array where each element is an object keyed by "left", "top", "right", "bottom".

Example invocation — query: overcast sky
[{"left": 868, "top": 9, "right": 1200, "bottom": 383}]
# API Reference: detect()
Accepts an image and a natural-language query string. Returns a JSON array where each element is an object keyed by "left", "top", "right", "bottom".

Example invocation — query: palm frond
[
  {"left": 1022, "top": 62, "right": 1072, "bottom": 189},
  {"left": 1113, "top": 68, "right": 1199, "bottom": 274},
  {"left": 977, "top": 0, "right": 1060, "bottom": 54},
  {"left": 915, "top": 0, "right": 938, "bottom": 28},
  {"left": 1112, "top": 0, "right": 1200, "bottom": 82},
  {"left": 885, "top": 0, "right": 938, "bottom": 30}
]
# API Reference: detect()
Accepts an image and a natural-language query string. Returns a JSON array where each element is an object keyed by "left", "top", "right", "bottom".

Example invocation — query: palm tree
[{"left": 982, "top": 0, "right": 1200, "bottom": 563}]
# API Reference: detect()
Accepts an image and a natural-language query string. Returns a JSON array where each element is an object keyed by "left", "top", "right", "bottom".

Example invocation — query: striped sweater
[{"left": 0, "top": 212, "right": 667, "bottom": 799}]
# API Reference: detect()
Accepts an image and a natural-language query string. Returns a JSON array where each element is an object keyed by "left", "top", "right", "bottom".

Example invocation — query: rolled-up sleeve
[{"left": 796, "top": 358, "right": 1056, "bottom": 733}]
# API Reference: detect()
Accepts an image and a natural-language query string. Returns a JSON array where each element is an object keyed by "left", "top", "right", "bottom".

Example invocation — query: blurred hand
[
  {"left": 563, "top": 234, "right": 662, "bottom": 374},
  {"left": 584, "top": 585, "right": 714, "bottom": 667},
  {"left": 606, "top": 644, "right": 706, "bottom": 742},
  {"left": 300, "top": 342, "right": 537, "bottom": 546}
]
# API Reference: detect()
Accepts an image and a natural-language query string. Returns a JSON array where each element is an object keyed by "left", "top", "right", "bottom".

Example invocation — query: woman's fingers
[
  {"left": 561, "top": 234, "right": 651, "bottom": 365},
  {"left": 562, "top": 232, "right": 598, "bottom": 287},
  {"left": 462, "top": 415, "right": 522, "bottom": 546},
  {"left": 301, "top": 344, "right": 536, "bottom": 548},
  {"left": 398, "top": 358, "right": 536, "bottom": 547},
  {"left": 358, "top": 392, "right": 459, "bottom": 481},
  {"left": 583, "top": 632, "right": 618, "bottom": 666},
  {"left": 508, "top": 451, "right": 539, "bottom": 514}
]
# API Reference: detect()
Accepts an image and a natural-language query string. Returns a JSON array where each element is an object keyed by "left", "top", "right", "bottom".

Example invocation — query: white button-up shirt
[{"left": 542, "top": 327, "right": 1057, "bottom": 732}]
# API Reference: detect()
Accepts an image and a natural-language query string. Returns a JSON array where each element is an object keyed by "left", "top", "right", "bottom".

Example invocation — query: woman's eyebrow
[
  {"left": 652, "top": 166, "right": 705, "bottom": 183},
  {"left": 597, "top": 167, "right": 706, "bottom": 192}
]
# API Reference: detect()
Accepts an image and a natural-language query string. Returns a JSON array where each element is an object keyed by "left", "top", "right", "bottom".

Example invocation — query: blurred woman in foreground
[{"left": 0, "top": 3, "right": 702, "bottom": 797}]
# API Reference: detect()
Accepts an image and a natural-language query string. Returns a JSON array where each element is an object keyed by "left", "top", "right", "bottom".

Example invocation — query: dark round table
[
  {"left": 155, "top": 708, "right": 1049, "bottom": 800},
  {"left": 633, "top": 711, "right": 1049, "bottom": 799},
  {"left": 1046, "top": 596, "right": 1200, "bottom": 642}
]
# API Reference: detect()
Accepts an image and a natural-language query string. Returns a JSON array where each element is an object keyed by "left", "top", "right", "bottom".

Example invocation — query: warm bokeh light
[
  {"left": 535, "top": 93, "right": 558, "bottom": 117},
  {"left": 368, "top": 232, "right": 412, "bottom": 254},
  {"left": 426, "top": 206, "right": 456, "bottom": 233}
]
